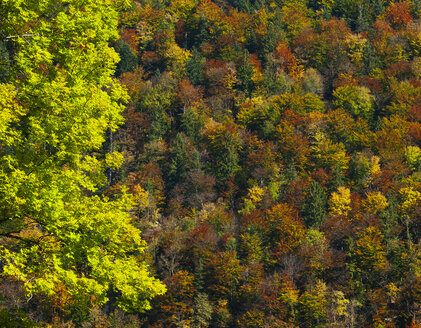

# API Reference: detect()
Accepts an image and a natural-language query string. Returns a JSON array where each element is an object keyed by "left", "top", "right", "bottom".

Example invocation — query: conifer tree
[
  {"left": 168, "top": 133, "right": 188, "bottom": 188},
  {"left": 302, "top": 180, "right": 328, "bottom": 227},
  {"left": 187, "top": 48, "right": 206, "bottom": 85}
]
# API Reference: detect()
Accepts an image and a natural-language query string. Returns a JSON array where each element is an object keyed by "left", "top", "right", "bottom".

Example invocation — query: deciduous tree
[{"left": 0, "top": 0, "right": 165, "bottom": 313}]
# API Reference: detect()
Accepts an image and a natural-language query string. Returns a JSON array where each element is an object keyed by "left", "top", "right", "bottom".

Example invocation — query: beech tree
[{"left": 0, "top": 0, "right": 165, "bottom": 313}]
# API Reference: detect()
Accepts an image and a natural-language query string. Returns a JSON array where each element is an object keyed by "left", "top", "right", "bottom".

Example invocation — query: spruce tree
[
  {"left": 187, "top": 47, "right": 205, "bottom": 85},
  {"left": 168, "top": 133, "right": 188, "bottom": 188},
  {"left": 302, "top": 181, "right": 328, "bottom": 227}
]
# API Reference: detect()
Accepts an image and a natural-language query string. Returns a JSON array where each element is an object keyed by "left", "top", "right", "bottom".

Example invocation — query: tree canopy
[{"left": 0, "top": 0, "right": 165, "bottom": 316}]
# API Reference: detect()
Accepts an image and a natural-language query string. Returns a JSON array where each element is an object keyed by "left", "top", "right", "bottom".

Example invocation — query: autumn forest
[{"left": 1, "top": 0, "right": 421, "bottom": 327}]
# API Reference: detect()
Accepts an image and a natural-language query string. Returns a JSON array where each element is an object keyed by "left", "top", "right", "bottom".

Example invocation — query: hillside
[{"left": 1, "top": 0, "right": 421, "bottom": 327}]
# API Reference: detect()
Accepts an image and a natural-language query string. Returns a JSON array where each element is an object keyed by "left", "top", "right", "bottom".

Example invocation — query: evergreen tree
[
  {"left": 168, "top": 133, "right": 188, "bottom": 188},
  {"left": 260, "top": 24, "right": 279, "bottom": 59},
  {"left": 230, "top": 0, "right": 253, "bottom": 13},
  {"left": 193, "top": 293, "right": 213, "bottom": 328},
  {"left": 181, "top": 107, "right": 203, "bottom": 141},
  {"left": 302, "top": 181, "right": 328, "bottom": 227},
  {"left": 362, "top": 41, "right": 380, "bottom": 75},
  {"left": 114, "top": 40, "right": 137, "bottom": 76},
  {"left": 190, "top": 149, "right": 202, "bottom": 171},
  {"left": 187, "top": 47, "right": 205, "bottom": 85},
  {"left": 0, "top": 40, "right": 10, "bottom": 82},
  {"left": 188, "top": 17, "right": 210, "bottom": 49},
  {"left": 237, "top": 49, "right": 254, "bottom": 97},
  {"left": 246, "top": 30, "right": 258, "bottom": 54}
]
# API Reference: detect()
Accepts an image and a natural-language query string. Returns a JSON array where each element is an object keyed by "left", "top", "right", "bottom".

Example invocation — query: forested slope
[{"left": 1, "top": 0, "right": 421, "bottom": 327}]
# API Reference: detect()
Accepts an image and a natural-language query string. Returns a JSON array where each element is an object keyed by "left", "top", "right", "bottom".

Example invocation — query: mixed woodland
[{"left": 1, "top": 0, "right": 421, "bottom": 327}]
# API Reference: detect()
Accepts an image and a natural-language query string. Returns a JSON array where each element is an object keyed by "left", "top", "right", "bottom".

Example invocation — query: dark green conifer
[
  {"left": 0, "top": 40, "right": 10, "bottom": 82},
  {"left": 168, "top": 133, "right": 188, "bottom": 187},
  {"left": 113, "top": 40, "right": 137, "bottom": 76},
  {"left": 187, "top": 47, "right": 205, "bottom": 85},
  {"left": 181, "top": 107, "right": 203, "bottom": 141},
  {"left": 302, "top": 181, "right": 328, "bottom": 227},
  {"left": 237, "top": 49, "right": 254, "bottom": 97}
]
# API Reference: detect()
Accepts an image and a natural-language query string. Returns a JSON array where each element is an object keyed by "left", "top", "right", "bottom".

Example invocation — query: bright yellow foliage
[
  {"left": 400, "top": 187, "right": 421, "bottom": 215},
  {"left": 329, "top": 186, "right": 351, "bottom": 217},
  {"left": 363, "top": 191, "right": 388, "bottom": 214},
  {"left": 240, "top": 185, "right": 264, "bottom": 215},
  {"left": 166, "top": 43, "right": 192, "bottom": 75}
]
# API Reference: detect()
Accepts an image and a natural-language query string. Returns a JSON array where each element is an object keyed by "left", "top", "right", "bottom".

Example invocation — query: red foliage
[
  {"left": 333, "top": 72, "right": 359, "bottom": 89},
  {"left": 409, "top": 104, "right": 421, "bottom": 121},
  {"left": 320, "top": 18, "right": 351, "bottom": 40},
  {"left": 213, "top": 34, "right": 238, "bottom": 59},
  {"left": 371, "top": 165, "right": 401, "bottom": 194},
  {"left": 186, "top": 222, "right": 218, "bottom": 258},
  {"left": 311, "top": 168, "right": 331, "bottom": 187},
  {"left": 371, "top": 19, "right": 393, "bottom": 38},
  {"left": 283, "top": 178, "right": 311, "bottom": 210},
  {"left": 275, "top": 41, "right": 302, "bottom": 80},
  {"left": 250, "top": 53, "right": 262, "bottom": 74},
  {"left": 141, "top": 51, "right": 161, "bottom": 66}
]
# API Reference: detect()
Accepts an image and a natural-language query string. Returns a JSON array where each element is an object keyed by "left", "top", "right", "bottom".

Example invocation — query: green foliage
[
  {"left": 168, "top": 133, "right": 188, "bottom": 187},
  {"left": 193, "top": 293, "right": 213, "bottom": 327},
  {"left": 0, "top": 0, "right": 165, "bottom": 315},
  {"left": 204, "top": 123, "right": 242, "bottom": 183},
  {"left": 332, "top": 0, "right": 383, "bottom": 30},
  {"left": 405, "top": 146, "right": 421, "bottom": 171},
  {"left": 180, "top": 107, "right": 204, "bottom": 141},
  {"left": 236, "top": 50, "right": 255, "bottom": 97},
  {"left": 186, "top": 48, "right": 205, "bottom": 85},
  {"left": 114, "top": 40, "right": 138, "bottom": 76},
  {"left": 0, "top": 41, "right": 10, "bottom": 82},
  {"left": 302, "top": 68, "right": 324, "bottom": 96},
  {"left": 0, "top": 309, "right": 43, "bottom": 328},
  {"left": 297, "top": 280, "right": 328, "bottom": 328},
  {"left": 137, "top": 72, "right": 175, "bottom": 141},
  {"left": 348, "top": 226, "right": 388, "bottom": 287},
  {"left": 332, "top": 85, "right": 375, "bottom": 122},
  {"left": 302, "top": 180, "right": 328, "bottom": 227}
]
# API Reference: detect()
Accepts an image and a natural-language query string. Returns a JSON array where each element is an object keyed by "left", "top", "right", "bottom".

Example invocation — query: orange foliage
[
  {"left": 178, "top": 78, "right": 203, "bottom": 110},
  {"left": 266, "top": 203, "right": 306, "bottom": 257},
  {"left": 275, "top": 41, "right": 303, "bottom": 80},
  {"left": 385, "top": 1, "right": 413, "bottom": 29},
  {"left": 120, "top": 28, "right": 140, "bottom": 54}
]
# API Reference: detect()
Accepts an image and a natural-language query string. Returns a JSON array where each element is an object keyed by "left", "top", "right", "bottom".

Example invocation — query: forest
[{"left": 1, "top": 0, "right": 421, "bottom": 327}]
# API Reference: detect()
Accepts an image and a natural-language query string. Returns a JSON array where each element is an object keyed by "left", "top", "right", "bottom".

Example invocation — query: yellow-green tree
[
  {"left": 349, "top": 226, "right": 388, "bottom": 288},
  {"left": 0, "top": 0, "right": 165, "bottom": 313}
]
